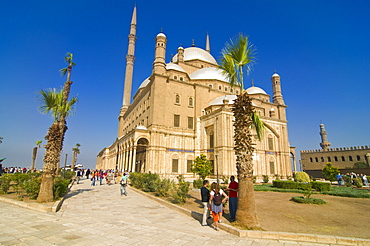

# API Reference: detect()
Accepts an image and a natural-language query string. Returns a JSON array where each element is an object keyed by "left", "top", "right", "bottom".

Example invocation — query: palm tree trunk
[
  {"left": 37, "top": 123, "right": 64, "bottom": 202},
  {"left": 233, "top": 91, "right": 260, "bottom": 229},
  {"left": 31, "top": 147, "right": 37, "bottom": 170}
]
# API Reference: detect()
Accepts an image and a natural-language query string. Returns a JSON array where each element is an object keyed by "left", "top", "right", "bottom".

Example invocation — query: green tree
[
  {"left": 191, "top": 154, "right": 213, "bottom": 180},
  {"left": 31, "top": 140, "right": 42, "bottom": 171},
  {"left": 220, "top": 34, "right": 264, "bottom": 229},
  {"left": 37, "top": 53, "right": 77, "bottom": 202},
  {"left": 71, "top": 143, "right": 81, "bottom": 170},
  {"left": 322, "top": 162, "right": 340, "bottom": 184},
  {"left": 354, "top": 162, "right": 367, "bottom": 168}
]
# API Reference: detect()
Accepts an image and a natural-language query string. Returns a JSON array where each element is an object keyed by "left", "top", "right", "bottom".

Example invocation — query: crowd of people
[
  {"left": 0, "top": 166, "right": 36, "bottom": 174},
  {"left": 74, "top": 169, "right": 130, "bottom": 196},
  {"left": 201, "top": 176, "right": 238, "bottom": 231},
  {"left": 337, "top": 172, "right": 369, "bottom": 186}
]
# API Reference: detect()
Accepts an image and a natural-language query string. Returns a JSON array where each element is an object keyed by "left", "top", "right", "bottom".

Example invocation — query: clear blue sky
[{"left": 1, "top": 0, "right": 369, "bottom": 170}]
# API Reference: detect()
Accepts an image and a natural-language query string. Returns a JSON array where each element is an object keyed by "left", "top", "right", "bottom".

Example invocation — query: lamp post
[{"left": 215, "top": 154, "right": 219, "bottom": 185}]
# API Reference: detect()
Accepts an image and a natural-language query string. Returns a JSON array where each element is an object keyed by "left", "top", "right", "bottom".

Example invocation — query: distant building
[
  {"left": 96, "top": 6, "right": 295, "bottom": 179},
  {"left": 300, "top": 124, "right": 370, "bottom": 171}
]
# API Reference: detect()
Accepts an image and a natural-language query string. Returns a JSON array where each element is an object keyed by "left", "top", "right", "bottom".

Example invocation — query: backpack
[{"left": 213, "top": 191, "right": 222, "bottom": 205}]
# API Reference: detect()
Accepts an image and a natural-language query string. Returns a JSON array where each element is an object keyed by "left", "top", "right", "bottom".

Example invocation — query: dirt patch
[{"left": 180, "top": 189, "right": 370, "bottom": 239}]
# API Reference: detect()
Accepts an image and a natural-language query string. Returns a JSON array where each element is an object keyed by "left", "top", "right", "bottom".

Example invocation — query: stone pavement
[{"left": 0, "top": 178, "right": 364, "bottom": 246}]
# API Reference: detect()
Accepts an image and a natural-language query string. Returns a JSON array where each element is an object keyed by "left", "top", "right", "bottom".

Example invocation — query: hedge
[{"left": 272, "top": 180, "right": 331, "bottom": 192}]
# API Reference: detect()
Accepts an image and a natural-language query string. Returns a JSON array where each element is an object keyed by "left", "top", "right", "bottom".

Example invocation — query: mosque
[
  {"left": 301, "top": 124, "right": 370, "bottom": 174},
  {"left": 96, "top": 6, "right": 295, "bottom": 179}
]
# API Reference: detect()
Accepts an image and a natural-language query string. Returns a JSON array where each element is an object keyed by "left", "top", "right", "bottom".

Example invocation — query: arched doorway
[{"left": 135, "top": 138, "right": 149, "bottom": 173}]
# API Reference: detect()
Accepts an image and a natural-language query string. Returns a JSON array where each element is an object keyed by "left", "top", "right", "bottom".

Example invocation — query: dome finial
[
  {"left": 251, "top": 79, "right": 255, "bottom": 87},
  {"left": 192, "top": 39, "right": 195, "bottom": 47}
]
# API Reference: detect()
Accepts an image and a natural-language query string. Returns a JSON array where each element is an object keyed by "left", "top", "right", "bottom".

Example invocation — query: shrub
[
  {"left": 192, "top": 178, "right": 203, "bottom": 189},
  {"left": 290, "top": 196, "right": 326, "bottom": 205},
  {"left": 354, "top": 162, "right": 367, "bottom": 168},
  {"left": 354, "top": 177, "right": 363, "bottom": 188},
  {"left": 222, "top": 176, "right": 229, "bottom": 185},
  {"left": 342, "top": 175, "right": 352, "bottom": 187},
  {"left": 322, "top": 186, "right": 370, "bottom": 198},
  {"left": 274, "top": 174, "right": 280, "bottom": 180},
  {"left": 0, "top": 174, "right": 11, "bottom": 194},
  {"left": 142, "top": 173, "right": 160, "bottom": 192},
  {"left": 311, "top": 181, "right": 331, "bottom": 192},
  {"left": 253, "top": 176, "right": 257, "bottom": 183},
  {"left": 262, "top": 175, "right": 269, "bottom": 183},
  {"left": 294, "top": 172, "right": 310, "bottom": 183},
  {"left": 129, "top": 173, "right": 145, "bottom": 189},
  {"left": 273, "top": 180, "right": 310, "bottom": 190},
  {"left": 173, "top": 181, "right": 190, "bottom": 204},
  {"left": 156, "top": 178, "right": 173, "bottom": 197},
  {"left": 22, "top": 176, "right": 42, "bottom": 199},
  {"left": 53, "top": 177, "right": 70, "bottom": 199}
]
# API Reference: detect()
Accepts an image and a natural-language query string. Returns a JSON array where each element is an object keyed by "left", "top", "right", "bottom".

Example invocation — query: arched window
[
  {"left": 188, "top": 97, "right": 193, "bottom": 107},
  {"left": 315, "top": 157, "right": 318, "bottom": 162},
  {"left": 327, "top": 157, "right": 331, "bottom": 162},
  {"left": 357, "top": 155, "right": 361, "bottom": 161},
  {"left": 310, "top": 157, "right": 313, "bottom": 162},
  {"left": 321, "top": 157, "right": 325, "bottom": 162},
  {"left": 341, "top": 156, "right": 345, "bottom": 161},
  {"left": 175, "top": 94, "right": 180, "bottom": 104},
  {"left": 334, "top": 156, "right": 338, "bottom": 161},
  {"left": 268, "top": 137, "right": 274, "bottom": 150}
]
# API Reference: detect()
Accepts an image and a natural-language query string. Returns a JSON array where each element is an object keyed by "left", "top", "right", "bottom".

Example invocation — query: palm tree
[
  {"left": 37, "top": 88, "right": 77, "bottom": 202},
  {"left": 31, "top": 140, "right": 42, "bottom": 171},
  {"left": 220, "top": 34, "right": 264, "bottom": 229},
  {"left": 71, "top": 143, "right": 81, "bottom": 170}
]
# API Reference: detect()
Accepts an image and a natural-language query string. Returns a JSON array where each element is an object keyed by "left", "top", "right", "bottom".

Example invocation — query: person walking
[
  {"left": 200, "top": 180, "right": 210, "bottom": 226},
  {"left": 120, "top": 173, "right": 128, "bottom": 196},
  {"left": 210, "top": 182, "right": 228, "bottom": 231},
  {"left": 90, "top": 172, "right": 96, "bottom": 186}
]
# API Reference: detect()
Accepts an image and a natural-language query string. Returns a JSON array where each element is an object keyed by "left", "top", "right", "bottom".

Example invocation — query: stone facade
[{"left": 96, "top": 6, "right": 294, "bottom": 179}]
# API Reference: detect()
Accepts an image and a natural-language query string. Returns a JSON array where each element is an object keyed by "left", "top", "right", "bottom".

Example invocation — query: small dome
[
  {"left": 209, "top": 95, "right": 257, "bottom": 106},
  {"left": 166, "top": 63, "right": 187, "bottom": 73},
  {"left": 172, "top": 47, "right": 217, "bottom": 65},
  {"left": 190, "top": 67, "right": 230, "bottom": 82},
  {"left": 138, "top": 77, "right": 150, "bottom": 89},
  {"left": 272, "top": 73, "right": 280, "bottom": 77},
  {"left": 178, "top": 46, "right": 184, "bottom": 50},
  {"left": 246, "top": 86, "right": 267, "bottom": 95},
  {"left": 157, "top": 32, "right": 166, "bottom": 38}
]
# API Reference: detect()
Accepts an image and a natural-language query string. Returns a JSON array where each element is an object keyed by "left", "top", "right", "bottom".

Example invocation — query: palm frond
[
  {"left": 250, "top": 112, "right": 265, "bottom": 141},
  {"left": 59, "top": 68, "right": 67, "bottom": 76}
]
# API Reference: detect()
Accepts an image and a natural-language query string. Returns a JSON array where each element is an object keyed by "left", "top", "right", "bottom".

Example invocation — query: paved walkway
[{"left": 0, "top": 178, "right": 347, "bottom": 245}]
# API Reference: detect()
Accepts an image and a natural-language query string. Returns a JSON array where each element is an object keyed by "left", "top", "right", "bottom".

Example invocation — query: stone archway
[{"left": 135, "top": 138, "right": 149, "bottom": 173}]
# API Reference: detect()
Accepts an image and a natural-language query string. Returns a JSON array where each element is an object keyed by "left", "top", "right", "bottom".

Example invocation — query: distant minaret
[
  {"left": 122, "top": 5, "right": 137, "bottom": 109},
  {"left": 271, "top": 70, "right": 285, "bottom": 105},
  {"left": 118, "top": 5, "right": 137, "bottom": 137},
  {"left": 319, "top": 124, "right": 331, "bottom": 151},
  {"left": 205, "top": 33, "right": 210, "bottom": 53}
]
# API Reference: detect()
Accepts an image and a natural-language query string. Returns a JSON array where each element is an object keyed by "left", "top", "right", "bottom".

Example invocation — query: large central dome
[{"left": 172, "top": 47, "right": 217, "bottom": 65}]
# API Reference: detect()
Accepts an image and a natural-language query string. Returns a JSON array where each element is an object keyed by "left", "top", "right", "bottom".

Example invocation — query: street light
[{"left": 215, "top": 154, "right": 219, "bottom": 185}]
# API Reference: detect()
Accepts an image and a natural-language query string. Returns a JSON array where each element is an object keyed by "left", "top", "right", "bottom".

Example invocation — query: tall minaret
[
  {"left": 319, "top": 123, "right": 331, "bottom": 151},
  {"left": 271, "top": 70, "right": 285, "bottom": 105},
  {"left": 118, "top": 6, "right": 137, "bottom": 136},
  {"left": 205, "top": 33, "right": 210, "bottom": 53},
  {"left": 152, "top": 32, "right": 167, "bottom": 74}
]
